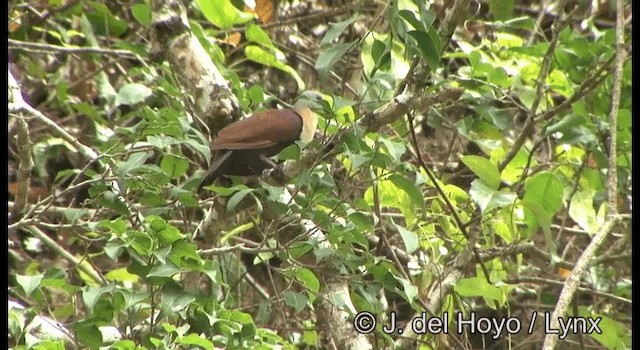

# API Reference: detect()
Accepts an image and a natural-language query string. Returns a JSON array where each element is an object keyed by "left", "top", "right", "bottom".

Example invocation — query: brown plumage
[
  {"left": 213, "top": 109, "right": 303, "bottom": 152},
  {"left": 198, "top": 95, "right": 319, "bottom": 191}
]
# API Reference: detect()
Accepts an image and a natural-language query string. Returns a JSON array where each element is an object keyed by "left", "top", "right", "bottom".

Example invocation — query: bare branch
[
  {"left": 8, "top": 39, "right": 145, "bottom": 63},
  {"left": 24, "top": 226, "right": 105, "bottom": 286},
  {"left": 605, "top": 0, "right": 627, "bottom": 217},
  {"left": 542, "top": 215, "right": 622, "bottom": 349}
]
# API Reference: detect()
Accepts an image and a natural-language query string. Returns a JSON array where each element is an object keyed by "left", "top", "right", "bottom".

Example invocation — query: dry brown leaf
[
  {"left": 255, "top": 0, "right": 275, "bottom": 24},
  {"left": 219, "top": 32, "right": 242, "bottom": 47}
]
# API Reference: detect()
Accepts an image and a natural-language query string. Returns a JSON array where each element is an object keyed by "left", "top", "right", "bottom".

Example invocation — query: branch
[
  {"left": 8, "top": 39, "right": 145, "bottom": 63},
  {"left": 8, "top": 76, "right": 33, "bottom": 221},
  {"left": 505, "top": 276, "right": 631, "bottom": 306},
  {"left": 605, "top": 0, "right": 627, "bottom": 217},
  {"left": 541, "top": 215, "right": 622, "bottom": 349},
  {"left": 150, "top": 0, "right": 239, "bottom": 135},
  {"left": 9, "top": 70, "right": 143, "bottom": 234},
  {"left": 24, "top": 226, "right": 105, "bottom": 286},
  {"left": 498, "top": 0, "right": 571, "bottom": 172},
  {"left": 9, "top": 70, "right": 102, "bottom": 165},
  {"left": 273, "top": 88, "right": 463, "bottom": 183}
]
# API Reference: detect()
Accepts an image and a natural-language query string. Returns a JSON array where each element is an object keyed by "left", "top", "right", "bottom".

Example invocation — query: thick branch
[{"left": 150, "top": 0, "right": 239, "bottom": 135}]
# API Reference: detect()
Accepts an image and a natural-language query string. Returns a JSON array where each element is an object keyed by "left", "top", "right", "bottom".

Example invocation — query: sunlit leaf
[
  {"left": 245, "top": 45, "right": 305, "bottom": 90},
  {"left": 196, "top": 0, "right": 254, "bottom": 29}
]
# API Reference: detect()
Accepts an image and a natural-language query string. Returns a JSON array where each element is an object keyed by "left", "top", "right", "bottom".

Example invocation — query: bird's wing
[{"left": 211, "top": 109, "right": 303, "bottom": 150}]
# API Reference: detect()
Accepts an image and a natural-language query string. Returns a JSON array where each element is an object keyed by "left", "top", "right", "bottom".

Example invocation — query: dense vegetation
[{"left": 9, "top": 0, "right": 631, "bottom": 349}]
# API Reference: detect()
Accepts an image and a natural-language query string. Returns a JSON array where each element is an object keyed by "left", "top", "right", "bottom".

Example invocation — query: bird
[{"left": 198, "top": 92, "right": 321, "bottom": 191}]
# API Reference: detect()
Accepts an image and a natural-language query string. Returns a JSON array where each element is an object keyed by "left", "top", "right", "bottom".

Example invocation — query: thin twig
[
  {"left": 498, "top": 0, "right": 572, "bottom": 172},
  {"left": 24, "top": 226, "right": 105, "bottom": 286},
  {"left": 8, "top": 39, "right": 146, "bottom": 63},
  {"left": 555, "top": 154, "right": 589, "bottom": 247},
  {"left": 218, "top": 7, "right": 352, "bottom": 35},
  {"left": 535, "top": 56, "right": 616, "bottom": 123},
  {"left": 526, "top": 0, "right": 549, "bottom": 46},
  {"left": 505, "top": 276, "right": 631, "bottom": 305}
]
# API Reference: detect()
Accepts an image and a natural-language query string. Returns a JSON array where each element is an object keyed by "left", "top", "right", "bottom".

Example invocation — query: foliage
[{"left": 8, "top": 0, "right": 631, "bottom": 349}]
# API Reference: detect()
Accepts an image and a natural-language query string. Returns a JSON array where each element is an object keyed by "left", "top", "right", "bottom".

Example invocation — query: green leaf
[
  {"left": 178, "top": 334, "right": 215, "bottom": 350},
  {"left": 99, "top": 218, "right": 127, "bottom": 235},
  {"left": 158, "top": 283, "right": 196, "bottom": 318},
  {"left": 277, "top": 143, "right": 300, "bottom": 160},
  {"left": 469, "top": 180, "right": 517, "bottom": 213},
  {"left": 190, "top": 20, "right": 226, "bottom": 64},
  {"left": 118, "top": 151, "right": 152, "bottom": 176},
  {"left": 127, "top": 231, "right": 154, "bottom": 257},
  {"left": 544, "top": 114, "right": 586, "bottom": 137},
  {"left": 76, "top": 321, "right": 103, "bottom": 348},
  {"left": 160, "top": 154, "right": 189, "bottom": 179},
  {"left": 379, "top": 138, "right": 406, "bottom": 163},
  {"left": 399, "top": 9, "right": 424, "bottom": 31},
  {"left": 283, "top": 291, "right": 308, "bottom": 312},
  {"left": 195, "top": 0, "right": 254, "bottom": 29},
  {"left": 365, "top": 178, "right": 417, "bottom": 223},
  {"left": 408, "top": 30, "right": 440, "bottom": 69},
  {"left": 348, "top": 211, "right": 374, "bottom": 232},
  {"left": 321, "top": 14, "right": 361, "bottom": 45},
  {"left": 568, "top": 189, "right": 606, "bottom": 233},
  {"left": 85, "top": 3, "right": 127, "bottom": 37},
  {"left": 104, "top": 268, "right": 139, "bottom": 283},
  {"left": 82, "top": 284, "right": 116, "bottom": 312},
  {"left": 147, "top": 216, "right": 183, "bottom": 245},
  {"left": 418, "top": 7, "right": 437, "bottom": 28},
  {"left": 393, "top": 223, "right": 419, "bottom": 254},
  {"left": 169, "top": 241, "right": 203, "bottom": 269},
  {"left": 93, "top": 293, "right": 124, "bottom": 322},
  {"left": 227, "top": 188, "right": 256, "bottom": 212},
  {"left": 229, "top": 310, "right": 253, "bottom": 324},
  {"left": 111, "top": 340, "right": 138, "bottom": 350},
  {"left": 389, "top": 174, "right": 424, "bottom": 210},
  {"left": 248, "top": 85, "right": 265, "bottom": 104},
  {"left": 489, "top": 67, "right": 511, "bottom": 87},
  {"left": 147, "top": 262, "right": 181, "bottom": 278},
  {"left": 61, "top": 208, "right": 89, "bottom": 223},
  {"left": 370, "top": 38, "right": 391, "bottom": 75},
  {"left": 246, "top": 23, "right": 274, "bottom": 48},
  {"left": 489, "top": 0, "right": 514, "bottom": 21},
  {"left": 618, "top": 108, "right": 631, "bottom": 129},
  {"left": 397, "top": 277, "right": 418, "bottom": 302},
  {"left": 240, "top": 322, "right": 257, "bottom": 339},
  {"left": 115, "top": 83, "right": 152, "bottom": 107},
  {"left": 16, "top": 274, "right": 44, "bottom": 297},
  {"left": 315, "top": 42, "right": 354, "bottom": 77},
  {"left": 182, "top": 139, "right": 211, "bottom": 160},
  {"left": 245, "top": 45, "right": 305, "bottom": 90},
  {"left": 507, "top": 43, "right": 549, "bottom": 58},
  {"left": 131, "top": 4, "right": 151, "bottom": 27},
  {"left": 522, "top": 172, "right": 564, "bottom": 219},
  {"left": 455, "top": 276, "right": 505, "bottom": 304},
  {"left": 460, "top": 155, "right": 501, "bottom": 190},
  {"left": 295, "top": 268, "right": 320, "bottom": 300},
  {"left": 578, "top": 308, "right": 631, "bottom": 349},
  {"left": 100, "top": 190, "right": 130, "bottom": 216}
]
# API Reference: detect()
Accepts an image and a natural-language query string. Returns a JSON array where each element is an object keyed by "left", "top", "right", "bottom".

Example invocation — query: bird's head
[{"left": 293, "top": 91, "right": 323, "bottom": 143}]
